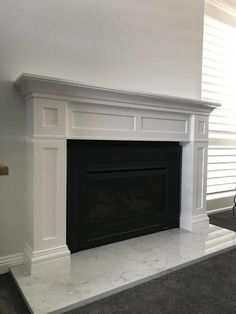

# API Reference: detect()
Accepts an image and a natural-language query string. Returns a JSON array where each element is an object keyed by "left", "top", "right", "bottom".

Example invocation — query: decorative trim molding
[
  {"left": 14, "top": 73, "right": 220, "bottom": 114},
  {"left": 24, "top": 243, "right": 70, "bottom": 274},
  {"left": 0, "top": 253, "right": 24, "bottom": 274},
  {"left": 207, "top": 0, "right": 236, "bottom": 17},
  {"left": 207, "top": 206, "right": 232, "bottom": 214},
  {"left": 180, "top": 214, "right": 210, "bottom": 232},
  {"left": 192, "top": 213, "right": 210, "bottom": 225}
]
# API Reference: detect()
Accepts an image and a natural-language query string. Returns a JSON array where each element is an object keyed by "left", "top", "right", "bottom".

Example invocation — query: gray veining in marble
[{"left": 11, "top": 225, "right": 236, "bottom": 314}]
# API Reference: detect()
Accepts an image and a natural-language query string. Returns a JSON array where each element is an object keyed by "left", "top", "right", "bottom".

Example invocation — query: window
[{"left": 202, "top": 11, "right": 236, "bottom": 211}]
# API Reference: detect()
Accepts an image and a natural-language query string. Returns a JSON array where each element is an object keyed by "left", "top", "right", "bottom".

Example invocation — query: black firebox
[{"left": 67, "top": 140, "right": 181, "bottom": 253}]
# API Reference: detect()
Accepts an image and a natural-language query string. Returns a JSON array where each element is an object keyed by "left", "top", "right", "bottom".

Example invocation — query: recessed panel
[
  {"left": 141, "top": 116, "right": 187, "bottom": 134},
  {"left": 33, "top": 98, "right": 67, "bottom": 137},
  {"left": 196, "top": 147, "right": 205, "bottom": 210},
  {"left": 72, "top": 111, "right": 135, "bottom": 131},
  {"left": 42, "top": 148, "right": 58, "bottom": 239},
  {"left": 194, "top": 115, "right": 209, "bottom": 140},
  {"left": 198, "top": 121, "right": 206, "bottom": 134},
  {"left": 43, "top": 108, "right": 58, "bottom": 127}
]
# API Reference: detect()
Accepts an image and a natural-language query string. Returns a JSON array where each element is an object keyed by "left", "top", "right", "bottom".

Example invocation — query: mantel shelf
[{"left": 14, "top": 73, "right": 220, "bottom": 114}]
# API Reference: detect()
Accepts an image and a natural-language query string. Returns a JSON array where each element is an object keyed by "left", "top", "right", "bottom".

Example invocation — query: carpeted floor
[
  {"left": 0, "top": 272, "right": 29, "bottom": 314},
  {"left": 209, "top": 209, "right": 236, "bottom": 232},
  {"left": 64, "top": 248, "right": 236, "bottom": 314}
]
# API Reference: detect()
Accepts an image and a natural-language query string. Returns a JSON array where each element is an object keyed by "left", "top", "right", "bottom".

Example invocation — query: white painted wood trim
[
  {"left": 207, "top": 206, "right": 232, "bottom": 214},
  {"left": 0, "top": 253, "right": 24, "bottom": 274},
  {"left": 14, "top": 73, "right": 220, "bottom": 114},
  {"left": 67, "top": 102, "right": 190, "bottom": 142},
  {"left": 24, "top": 243, "right": 70, "bottom": 275},
  {"left": 180, "top": 141, "right": 209, "bottom": 231},
  {"left": 14, "top": 73, "right": 220, "bottom": 274}
]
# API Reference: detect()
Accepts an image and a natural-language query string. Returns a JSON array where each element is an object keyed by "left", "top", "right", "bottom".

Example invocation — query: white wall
[
  {"left": 0, "top": 77, "right": 26, "bottom": 257},
  {"left": 0, "top": 0, "right": 205, "bottom": 258}
]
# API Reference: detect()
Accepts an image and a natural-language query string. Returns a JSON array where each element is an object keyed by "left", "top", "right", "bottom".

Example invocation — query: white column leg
[
  {"left": 180, "top": 140, "right": 209, "bottom": 231},
  {"left": 24, "top": 139, "right": 70, "bottom": 274}
]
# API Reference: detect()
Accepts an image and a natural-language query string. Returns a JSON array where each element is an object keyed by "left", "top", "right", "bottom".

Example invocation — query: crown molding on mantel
[
  {"left": 14, "top": 73, "right": 220, "bottom": 114},
  {"left": 207, "top": 0, "right": 236, "bottom": 17}
]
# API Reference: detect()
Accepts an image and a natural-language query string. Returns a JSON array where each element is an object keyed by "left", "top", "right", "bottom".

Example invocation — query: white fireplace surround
[{"left": 15, "top": 74, "right": 219, "bottom": 275}]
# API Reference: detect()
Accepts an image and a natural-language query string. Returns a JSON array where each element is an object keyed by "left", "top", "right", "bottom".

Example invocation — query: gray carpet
[
  {"left": 209, "top": 209, "right": 236, "bottom": 232},
  {"left": 0, "top": 273, "right": 29, "bottom": 314},
  {"left": 64, "top": 248, "right": 236, "bottom": 314}
]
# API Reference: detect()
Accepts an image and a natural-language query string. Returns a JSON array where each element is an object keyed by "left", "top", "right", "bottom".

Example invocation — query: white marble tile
[{"left": 11, "top": 225, "right": 236, "bottom": 314}]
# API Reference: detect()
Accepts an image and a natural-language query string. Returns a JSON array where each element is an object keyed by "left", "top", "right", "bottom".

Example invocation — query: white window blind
[{"left": 202, "top": 15, "right": 236, "bottom": 202}]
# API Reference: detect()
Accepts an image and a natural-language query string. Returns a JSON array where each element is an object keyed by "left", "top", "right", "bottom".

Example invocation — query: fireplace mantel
[
  {"left": 15, "top": 73, "right": 220, "bottom": 274},
  {"left": 15, "top": 73, "right": 217, "bottom": 112}
]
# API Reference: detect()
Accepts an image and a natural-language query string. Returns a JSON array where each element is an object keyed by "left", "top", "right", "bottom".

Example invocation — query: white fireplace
[{"left": 15, "top": 73, "right": 219, "bottom": 275}]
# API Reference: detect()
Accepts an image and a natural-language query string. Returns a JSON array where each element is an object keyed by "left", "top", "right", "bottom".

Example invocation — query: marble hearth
[
  {"left": 14, "top": 73, "right": 220, "bottom": 275},
  {"left": 11, "top": 225, "right": 236, "bottom": 313}
]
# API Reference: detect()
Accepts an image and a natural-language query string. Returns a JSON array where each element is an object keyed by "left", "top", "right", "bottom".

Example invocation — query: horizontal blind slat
[{"left": 203, "top": 16, "right": 236, "bottom": 201}]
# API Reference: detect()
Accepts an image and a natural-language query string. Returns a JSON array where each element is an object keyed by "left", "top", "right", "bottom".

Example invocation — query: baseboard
[
  {"left": 0, "top": 253, "right": 24, "bottom": 274},
  {"left": 24, "top": 243, "right": 71, "bottom": 275},
  {"left": 207, "top": 206, "right": 232, "bottom": 215},
  {"left": 180, "top": 214, "right": 209, "bottom": 232},
  {"left": 192, "top": 213, "right": 209, "bottom": 223}
]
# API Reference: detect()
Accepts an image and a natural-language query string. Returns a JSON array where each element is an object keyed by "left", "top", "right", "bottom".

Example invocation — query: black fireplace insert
[{"left": 67, "top": 140, "right": 181, "bottom": 253}]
